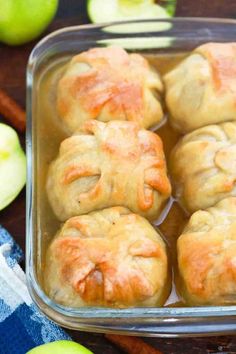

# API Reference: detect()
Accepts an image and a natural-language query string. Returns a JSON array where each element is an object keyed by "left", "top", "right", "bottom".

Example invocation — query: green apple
[
  {"left": 0, "top": 123, "right": 26, "bottom": 210},
  {"left": 0, "top": 0, "right": 58, "bottom": 45},
  {"left": 27, "top": 340, "right": 94, "bottom": 354},
  {"left": 87, "top": 0, "right": 171, "bottom": 24}
]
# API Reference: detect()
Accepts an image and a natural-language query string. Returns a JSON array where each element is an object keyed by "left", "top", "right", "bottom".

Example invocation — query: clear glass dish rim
[{"left": 26, "top": 17, "right": 236, "bottom": 327}]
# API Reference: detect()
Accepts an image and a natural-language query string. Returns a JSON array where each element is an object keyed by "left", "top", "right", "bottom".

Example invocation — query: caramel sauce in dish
[{"left": 35, "top": 52, "right": 189, "bottom": 307}]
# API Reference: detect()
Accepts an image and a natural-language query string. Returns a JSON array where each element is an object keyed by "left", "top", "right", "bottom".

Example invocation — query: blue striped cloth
[{"left": 0, "top": 226, "right": 70, "bottom": 354}]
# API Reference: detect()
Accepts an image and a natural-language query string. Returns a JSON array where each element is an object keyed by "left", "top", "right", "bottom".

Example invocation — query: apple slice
[
  {"left": 87, "top": 0, "right": 171, "bottom": 23},
  {"left": 0, "top": 123, "right": 26, "bottom": 210},
  {"left": 27, "top": 340, "right": 93, "bottom": 354}
]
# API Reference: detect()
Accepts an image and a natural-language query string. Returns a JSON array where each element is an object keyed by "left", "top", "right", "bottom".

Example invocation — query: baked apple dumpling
[
  {"left": 47, "top": 120, "right": 171, "bottom": 221},
  {"left": 45, "top": 207, "right": 169, "bottom": 308},
  {"left": 57, "top": 46, "right": 164, "bottom": 132},
  {"left": 170, "top": 122, "right": 236, "bottom": 213},
  {"left": 164, "top": 42, "right": 236, "bottom": 132},
  {"left": 178, "top": 197, "right": 236, "bottom": 305}
]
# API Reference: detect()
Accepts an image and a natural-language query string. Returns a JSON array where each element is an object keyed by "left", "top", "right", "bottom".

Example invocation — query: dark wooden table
[{"left": 1, "top": 1, "right": 236, "bottom": 353}]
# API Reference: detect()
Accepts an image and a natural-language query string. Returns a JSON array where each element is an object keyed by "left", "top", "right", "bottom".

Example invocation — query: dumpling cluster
[
  {"left": 165, "top": 43, "right": 236, "bottom": 132},
  {"left": 57, "top": 46, "right": 164, "bottom": 133},
  {"left": 166, "top": 42, "right": 236, "bottom": 306},
  {"left": 170, "top": 122, "right": 236, "bottom": 213},
  {"left": 45, "top": 207, "right": 169, "bottom": 308},
  {"left": 45, "top": 46, "right": 171, "bottom": 309},
  {"left": 178, "top": 198, "right": 236, "bottom": 306},
  {"left": 45, "top": 42, "right": 236, "bottom": 308},
  {"left": 47, "top": 120, "right": 171, "bottom": 221}
]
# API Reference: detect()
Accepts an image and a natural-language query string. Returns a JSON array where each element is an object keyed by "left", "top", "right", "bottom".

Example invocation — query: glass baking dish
[{"left": 26, "top": 18, "right": 236, "bottom": 337}]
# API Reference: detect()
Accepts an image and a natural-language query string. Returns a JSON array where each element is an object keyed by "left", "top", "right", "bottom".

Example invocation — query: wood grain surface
[{"left": 1, "top": 0, "right": 236, "bottom": 353}]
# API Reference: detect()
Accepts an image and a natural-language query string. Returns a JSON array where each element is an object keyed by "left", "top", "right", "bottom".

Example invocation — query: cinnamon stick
[
  {"left": 0, "top": 89, "right": 26, "bottom": 132},
  {"left": 105, "top": 334, "right": 163, "bottom": 354}
]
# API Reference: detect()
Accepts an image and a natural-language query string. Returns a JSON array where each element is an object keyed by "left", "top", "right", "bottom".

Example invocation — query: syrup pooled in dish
[
  {"left": 46, "top": 120, "right": 171, "bottom": 221},
  {"left": 177, "top": 197, "right": 236, "bottom": 306},
  {"left": 170, "top": 122, "right": 236, "bottom": 213},
  {"left": 164, "top": 43, "right": 236, "bottom": 132},
  {"left": 45, "top": 207, "right": 170, "bottom": 308},
  {"left": 57, "top": 46, "right": 164, "bottom": 133}
]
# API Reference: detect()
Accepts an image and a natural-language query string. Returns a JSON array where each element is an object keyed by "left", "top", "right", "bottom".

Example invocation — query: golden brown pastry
[
  {"left": 47, "top": 120, "right": 171, "bottom": 221},
  {"left": 57, "top": 46, "right": 164, "bottom": 133},
  {"left": 170, "top": 122, "right": 236, "bottom": 213},
  {"left": 178, "top": 197, "right": 236, "bottom": 306},
  {"left": 164, "top": 42, "right": 236, "bottom": 132},
  {"left": 45, "top": 207, "right": 169, "bottom": 308}
]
